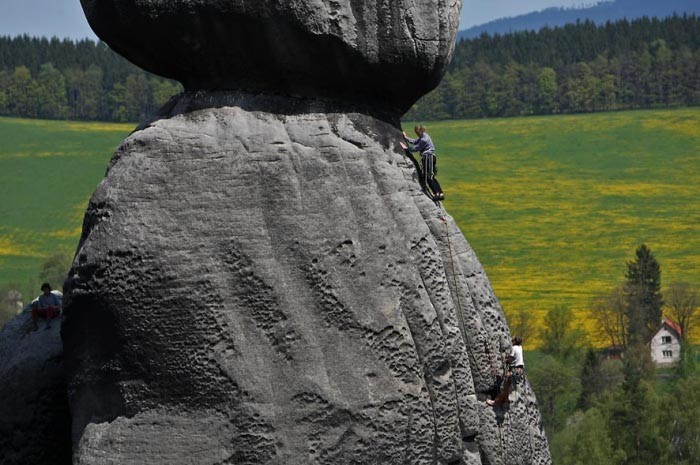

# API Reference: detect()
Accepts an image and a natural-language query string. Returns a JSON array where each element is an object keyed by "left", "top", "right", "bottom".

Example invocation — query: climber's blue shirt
[
  {"left": 34, "top": 293, "right": 61, "bottom": 308},
  {"left": 405, "top": 132, "right": 436, "bottom": 155}
]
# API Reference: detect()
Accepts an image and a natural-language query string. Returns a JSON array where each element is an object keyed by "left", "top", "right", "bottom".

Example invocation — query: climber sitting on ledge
[
  {"left": 400, "top": 125, "right": 445, "bottom": 201},
  {"left": 29, "top": 283, "right": 62, "bottom": 331},
  {"left": 487, "top": 335, "right": 525, "bottom": 406}
]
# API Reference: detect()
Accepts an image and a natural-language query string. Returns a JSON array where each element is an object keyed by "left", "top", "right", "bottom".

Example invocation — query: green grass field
[
  {"left": 0, "top": 117, "right": 133, "bottom": 296},
  {"left": 1, "top": 109, "right": 698, "bottom": 341},
  {"left": 425, "top": 108, "right": 699, "bottom": 339}
]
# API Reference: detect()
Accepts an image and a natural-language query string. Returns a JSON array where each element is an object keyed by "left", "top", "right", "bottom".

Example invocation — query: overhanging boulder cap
[{"left": 80, "top": 0, "right": 462, "bottom": 115}]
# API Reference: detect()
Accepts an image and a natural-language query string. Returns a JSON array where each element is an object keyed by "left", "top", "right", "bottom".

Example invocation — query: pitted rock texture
[
  {"left": 63, "top": 93, "right": 551, "bottom": 464},
  {"left": 0, "top": 313, "right": 72, "bottom": 465},
  {"left": 80, "top": 0, "right": 461, "bottom": 115}
]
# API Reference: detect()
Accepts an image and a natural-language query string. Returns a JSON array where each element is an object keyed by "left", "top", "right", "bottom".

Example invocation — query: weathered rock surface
[
  {"left": 62, "top": 92, "right": 551, "bottom": 464},
  {"left": 66, "top": 0, "right": 552, "bottom": 463},
  {"left": 80, "top": 0, "right": 461, "bottom": 115},
  {"left": 0, "top": 313, "right": 72, "bottom": 465}
]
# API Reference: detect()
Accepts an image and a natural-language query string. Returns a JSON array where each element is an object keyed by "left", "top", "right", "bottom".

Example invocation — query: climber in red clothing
[{"left": 29, "top": 283, "right": 62, "bottom": 331}]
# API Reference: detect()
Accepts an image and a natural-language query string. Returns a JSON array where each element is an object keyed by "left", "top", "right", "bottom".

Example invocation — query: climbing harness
[{"left": 511, "top": 367, "right": 525, "bottom": 385}]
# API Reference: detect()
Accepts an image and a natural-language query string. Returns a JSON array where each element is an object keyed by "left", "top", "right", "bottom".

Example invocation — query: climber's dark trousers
[
  {"left": 421, "top": 152, "right": 443, "bottom": 195},
  {"left": 494, "top": 372, "right": 513, "bottom": 405}
]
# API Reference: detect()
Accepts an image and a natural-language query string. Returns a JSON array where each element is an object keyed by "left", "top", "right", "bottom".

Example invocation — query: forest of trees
[
  {"left": 406, "top": 15, "right": 700, "bottom": 120},
  {"left": 515, "top": 245, "right": 700, "bottom": 465},
  {"left": 0, "top": 16, "right": 698, "bottom": 123},
  {"left": 0, "top": 36, "right": 181, "bottom": 122}
]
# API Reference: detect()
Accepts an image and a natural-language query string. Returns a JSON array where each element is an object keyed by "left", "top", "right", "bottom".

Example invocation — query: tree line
[
  {"left": 0, "top": 36, "right": 181, "bottom": 122},
  {"left": 406, "top": 15, "right": 700, "bottom": 120},
  {"left": 510, "top": 245, "right": 699, "bottom": 465},
  {"left": 1, "top": 16, "right": 698, "bottom": 122}
]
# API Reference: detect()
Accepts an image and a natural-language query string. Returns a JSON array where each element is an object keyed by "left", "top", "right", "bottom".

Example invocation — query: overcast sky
[{"left": 0, "top": 0, "right": 592, "bottom": 39}]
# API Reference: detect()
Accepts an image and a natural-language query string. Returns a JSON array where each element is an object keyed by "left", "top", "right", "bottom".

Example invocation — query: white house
[{"left": 650, "top": 318, "right": 682, "bottom": 366}]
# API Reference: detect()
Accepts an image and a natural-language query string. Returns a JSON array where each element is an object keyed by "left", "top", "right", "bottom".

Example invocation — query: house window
[
  {"left": 662, "top": 336, "right": 672, "bottom": 344},
  {"left": 662, "top": 350, "right": 673, "bottom": 358}
]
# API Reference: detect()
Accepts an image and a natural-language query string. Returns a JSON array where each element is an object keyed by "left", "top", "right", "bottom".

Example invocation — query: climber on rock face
[
  {"left": 487, "top": 335, "right": 525, "bottom": 406},
  {"left": 400, "top": 125, "right": 445, "bottom": 201}
]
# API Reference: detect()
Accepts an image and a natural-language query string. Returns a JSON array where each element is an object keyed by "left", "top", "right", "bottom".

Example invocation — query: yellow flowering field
[{"left": 421, "top": 108, "right": 699, "bottom": 343}]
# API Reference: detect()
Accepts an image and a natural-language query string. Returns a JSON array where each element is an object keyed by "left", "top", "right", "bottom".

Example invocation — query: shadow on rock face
[{"left": 0, "top": 313, "right": 72, "bottom": 465}]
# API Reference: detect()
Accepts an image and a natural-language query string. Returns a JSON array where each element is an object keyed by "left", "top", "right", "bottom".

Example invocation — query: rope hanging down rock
[{"left": 440, "top": 215, "right": 492, "bottom": 385}]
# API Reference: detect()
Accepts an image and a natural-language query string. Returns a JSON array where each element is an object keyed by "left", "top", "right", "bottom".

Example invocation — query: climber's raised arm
[{"left": 403, "top": 131, "right": 419, "bottom": 145}]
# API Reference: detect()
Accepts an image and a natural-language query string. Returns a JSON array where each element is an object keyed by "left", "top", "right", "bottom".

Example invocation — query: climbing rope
[
  {"left": 520, "top": 382, "right": 538, "bottom": 462},
  {"left": 400, "top": 144, "right": 495, "bottom": 386},
  {"left": 505, "top": 408, "right": 513, "bottom": 463},
  {"left": 498, "top": 410, "right": 507, "bottom": 462},
  {"left": 496, "top": 365, "right": 537, "bottom": 463},
  {"left": 440, "top": 216, "right": 491, "bottom": 385},
  {"left": 435, "top": 196, "right": 537, "bottom": 463},
  {"left": 398, "top": 145, "right": 485, "bottom": 381}
]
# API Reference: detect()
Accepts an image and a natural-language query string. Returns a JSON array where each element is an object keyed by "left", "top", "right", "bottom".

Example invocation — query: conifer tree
[{"left": 624, "top": 244, "right": 663, "bottom": 344}]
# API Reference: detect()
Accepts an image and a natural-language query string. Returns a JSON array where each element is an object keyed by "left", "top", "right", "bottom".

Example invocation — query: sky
[
  {"left": 0, "top": 0, "right": 591, "bottom": 39},
  {"left": 461, "top": 0, "right": 591, "bottom": 28}
]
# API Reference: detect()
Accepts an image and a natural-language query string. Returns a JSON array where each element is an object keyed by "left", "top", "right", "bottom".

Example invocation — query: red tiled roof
[{"left": 662, "top": 318, "right": 682, "bottom": 337}]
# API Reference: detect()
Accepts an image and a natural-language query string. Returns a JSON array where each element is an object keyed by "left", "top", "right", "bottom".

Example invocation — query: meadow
[
  {"left": 1, "top": 109, "right": 698, "bottom": 341},
  {"left": 0, "top": 117, "right": 132, "bottom": 297},
  {"left": 425, "top": 108, "right": 699, "bottom": 340}
]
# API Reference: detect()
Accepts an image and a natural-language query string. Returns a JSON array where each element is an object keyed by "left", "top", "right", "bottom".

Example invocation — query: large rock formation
[
  {"left": 0, "top": 313, "right": 72, "bottom": 465},
  {"left": 63, "top": 1, "right": 552, "bottom": 464},
  {"left": 80, "top": 0, "right": 460, "bottom": 115}
]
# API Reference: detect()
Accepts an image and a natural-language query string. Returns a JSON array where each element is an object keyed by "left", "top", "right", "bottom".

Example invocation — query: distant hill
[{"left": 458, "top": 0, "right": 700, "bottom": 40}]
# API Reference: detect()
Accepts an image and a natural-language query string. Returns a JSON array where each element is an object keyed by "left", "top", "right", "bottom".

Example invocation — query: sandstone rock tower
[{"left": 63, "top": 1, "right": 552, "bottom": 464}]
